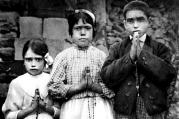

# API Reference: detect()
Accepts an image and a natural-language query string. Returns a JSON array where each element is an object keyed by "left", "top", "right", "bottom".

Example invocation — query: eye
[
  {"left": 35, "top": 58, "right": 43, "bottom": 62},
  {"left": 73, "top": 26, "right": 81, "bottom": 31},
  {"left": 24, "top": 57, "right": 43, "bottom": 62},
  {"left": 73, "top": 26, "right": 92, "bottom": 31},
  {"left": 126, "top": 18, "right": 134, "bottom": 24},
  {"left": 24, "top": 58, "right": 33, "bottom": 62},
  {"left": 84, "top": 26, "right": 92, "bottom": 30},
  {"left": 136, "top": 17, "right": 146, "bottom": 22}
]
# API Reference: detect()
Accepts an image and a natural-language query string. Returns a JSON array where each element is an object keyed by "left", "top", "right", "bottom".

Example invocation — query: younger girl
[
  {"left": 48, "top": 9, "right": 115, "bottom": 119},
  {"left": 2, "top": 38, "right": 60, "bottom": 119}
]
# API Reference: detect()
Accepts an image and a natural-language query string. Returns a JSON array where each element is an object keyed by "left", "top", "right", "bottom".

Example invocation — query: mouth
[
  {"left": 133, "top": 30, "right": 140, "bottom": 33},
  {"left": 78, "top": 39, "right": 88, "bottom": 43},
  {"left": 132, "top": 31, "right": 141, "bottom": 36},
  {"left": 30, "top": 69, "right": 38, "bottom": 71},
  {"left": 79, "top": 38, "right": 87, "bottom": 41}
]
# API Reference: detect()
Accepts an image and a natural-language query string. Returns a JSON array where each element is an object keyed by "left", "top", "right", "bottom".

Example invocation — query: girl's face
[
  {"left": 24, "top": 48, "right": 45, "bottom": 76},
  {"left": 72, "top": 19, "right": 93, "bottom": 48}
]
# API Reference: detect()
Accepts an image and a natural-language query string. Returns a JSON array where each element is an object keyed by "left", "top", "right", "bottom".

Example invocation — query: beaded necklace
[
  {"left": 85, "top": 66, "right": 96, "bottom": 119},
  {"left": 88, "top": 97, "right": 96, "bottom": 119}
]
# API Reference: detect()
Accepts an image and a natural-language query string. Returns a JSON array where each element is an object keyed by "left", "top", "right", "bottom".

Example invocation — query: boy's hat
[
  {"left": 75, "top": 9, "right": 95, "bottom": 23},
  {"left": 123, "top": 0, "right": 150, "bottom": 18}
]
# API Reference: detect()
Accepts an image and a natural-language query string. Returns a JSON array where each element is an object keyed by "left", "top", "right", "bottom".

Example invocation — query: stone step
[
  {"left": 43, "top": 18, "right": 69, "bottom": 40},
  {"left": 45, "top": 38, "right": 72, "bottom": 59},
  {"left": 14, "top": 38, "right": 29, "bottom": 60},
  {"left": 19, "top": 16, "right": 42, "bottom": 38}
]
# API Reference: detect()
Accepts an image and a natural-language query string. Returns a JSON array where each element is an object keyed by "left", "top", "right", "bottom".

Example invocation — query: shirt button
[
  {"left": 125, "top": 60, "right": 128, "bottom": 64},
  {"left": 125, "top": 93, "right": 130, "bottom": 97},
  {"left": 149, "top": 96, "right": 155, "bottom": 100},
  {"left": 152, "top": 105, "right": 157, "bottom": 110},
  {"left": 145, "top": 83, "right": 150, "bottom": 88},
  {"left": 127, "top": 82, "right": 132, "bottom": 86}
]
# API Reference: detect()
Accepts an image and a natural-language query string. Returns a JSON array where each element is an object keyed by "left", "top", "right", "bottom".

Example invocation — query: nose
[
  {"left": 133, "top": 21, "right": 139, "bottom": 28},
  {"left": 31, "top": 60, "right": 37, "bottom": 67},
  {"left": 80, "top": 28, "right": 86, "bottom": 35}
]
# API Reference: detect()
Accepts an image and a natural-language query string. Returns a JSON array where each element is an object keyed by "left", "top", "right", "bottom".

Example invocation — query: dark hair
[
  {"left": 67, "top": 10, "right": 96, "bottom": 37},
  {"left": 123, "top": 0, "right": 150, "bottom": 19},
  {"left": 22, "top": 38, "right": 48, "bottom": 58}
]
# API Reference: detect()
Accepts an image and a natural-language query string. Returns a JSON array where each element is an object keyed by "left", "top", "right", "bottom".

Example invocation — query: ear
[
  {"left": 123, "top": 19, "right": 127, "bottom": 29},
  {"left": 148, "top": 17, "right": 152, "bottom": 24}
]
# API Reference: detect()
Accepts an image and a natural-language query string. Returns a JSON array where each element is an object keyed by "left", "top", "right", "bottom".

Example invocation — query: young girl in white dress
[
  {"left": 48, "top": 9, "right": 115, "bottom": 119},
  {"left": 2, "top": 38, "right": 60, "bottom": 119}
]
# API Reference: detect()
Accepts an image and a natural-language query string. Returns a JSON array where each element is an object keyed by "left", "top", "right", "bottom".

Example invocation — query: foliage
[{"left": 106, "top": 0, "right": 178, "bottom": 52}]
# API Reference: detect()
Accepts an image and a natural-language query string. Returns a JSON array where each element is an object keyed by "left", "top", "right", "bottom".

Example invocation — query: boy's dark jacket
[{"left": 101, "top": 35, "right": 177, "bottom": 115}]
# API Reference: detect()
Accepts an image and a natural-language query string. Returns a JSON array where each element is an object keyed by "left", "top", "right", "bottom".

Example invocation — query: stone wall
[{"left": 0, "top": 12, "right": 19, "bottom": 118}]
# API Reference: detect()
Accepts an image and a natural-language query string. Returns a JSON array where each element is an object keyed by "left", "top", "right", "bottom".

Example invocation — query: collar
[
  {"left": 73, "top": 44, "right": 92, "bottom": 51},
  {"left": 130, "top": 34, "right": 146, "bottom": 42}
]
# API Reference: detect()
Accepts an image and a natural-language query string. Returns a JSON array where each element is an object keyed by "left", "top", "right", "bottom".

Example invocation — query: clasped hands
[
  {"left": 80, "top": 67, "right": 97, "bottom": 91},
  {"left": 130, "top": 32, "right": 142, "bottom": 61},
  {"left": 67, "top": 67, "right": 101, "bottom": 97},
  {"left": 30, "top": 89, "right": 47, "bottom": 112}
]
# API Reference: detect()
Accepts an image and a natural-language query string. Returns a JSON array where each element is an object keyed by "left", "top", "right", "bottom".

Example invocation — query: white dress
[
  {"left": 2, "top": 72, "right": 55, "bottom": 119},
  {"left": 48, "top": 46, "right": 115, "bottom": 119}
]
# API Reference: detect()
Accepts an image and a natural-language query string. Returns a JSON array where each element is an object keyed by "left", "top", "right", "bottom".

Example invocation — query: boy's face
[
  {"left": 24, "top": 48, "right": 45, "bottom": 76},
  {"left": 72, "top": 19, "right": 93, "bottom": 48},
  {"left": 124, "top": 9, "right": 149, "bottom": 37}
]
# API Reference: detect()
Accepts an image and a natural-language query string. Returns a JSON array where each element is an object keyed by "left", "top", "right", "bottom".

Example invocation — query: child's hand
[
  {"left": 130, "top": 32, "right": 141, "bottom": 61},
  {"left": 30, "top": 98, "right": 38, "bottom": 111},
  {"left": 79, "top": 79, "right": 88, "bottom": 90},
  {"left": 38, "top": 99, "right": 47, "bottom": 110},
  {"left": 86, "top": 77, "right": 93, "bottom": 89},
  {"left": 30, "top": 89, "right": 40, "bottom": 110},
  {"left": 89, "top": 82, "right": 102, "bottom": 94},
  {"left": 81, "top": 66, "right": 92, "bottom": 89},
  {"left": 130, "top": 40, "right": 137, "bottom": 61}
]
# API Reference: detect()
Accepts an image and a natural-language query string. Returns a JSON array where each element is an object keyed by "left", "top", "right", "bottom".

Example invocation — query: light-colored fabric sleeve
[
  {"left": 52, "top": 106, "right": 60, "bottom": 118},
  {"left": 44, "top": 94, "right": 61, "bottom": 118},
  {"left": 4, "top": 111, "right": 21, "bottom": 119},
  {"left": 2, "top": 80, "right": 23, "bottom": 119},
  {"left": 48, "top": 51, "right": 71, "bottom": 99}
]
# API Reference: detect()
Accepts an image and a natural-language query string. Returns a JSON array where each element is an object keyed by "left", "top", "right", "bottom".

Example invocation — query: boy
[{"left": 100, "top": 0, "right": 177, "bottom": 119}]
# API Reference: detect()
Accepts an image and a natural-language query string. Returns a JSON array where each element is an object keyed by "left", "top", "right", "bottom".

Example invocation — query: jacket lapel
[
  {"left": 143, "top": 35, "right": 153, "bottom": 54},
  {"left": 123, "top": 37, "right": 132, "bottom": 55}
]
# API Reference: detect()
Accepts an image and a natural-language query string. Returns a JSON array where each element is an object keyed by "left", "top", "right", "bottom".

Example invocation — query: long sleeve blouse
[
  {"left": 48, "top": 46, "right": 114, "bottom": 100},
  {"left": 2, "top": 72, "right": 59, "bottom": 119}
]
